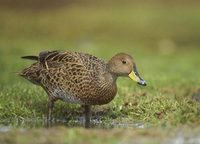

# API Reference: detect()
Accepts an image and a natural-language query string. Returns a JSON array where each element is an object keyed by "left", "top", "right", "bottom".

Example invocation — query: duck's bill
[{"left": 128, "top": 71, "right": 147, "bottom": 86}]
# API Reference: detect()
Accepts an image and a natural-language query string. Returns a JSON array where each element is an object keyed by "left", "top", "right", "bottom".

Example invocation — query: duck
[{"left": 19, "top": 50, "right": 146, "bottom": 128}]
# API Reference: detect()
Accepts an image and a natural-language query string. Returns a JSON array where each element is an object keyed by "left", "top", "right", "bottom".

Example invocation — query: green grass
[
  {"left": 1, "top": 49, "right": 199, "bottom": 127},
  {"left": 0, "top": 1, "right": 200, "bottom": 143}
]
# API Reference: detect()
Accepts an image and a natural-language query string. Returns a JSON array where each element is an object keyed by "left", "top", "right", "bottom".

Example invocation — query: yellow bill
[
  {"left": 128, "top": 71, "right": 140, "bottom": 82},
  {"left": 128, "top": 71, "right": 146, "bottom": 86}
]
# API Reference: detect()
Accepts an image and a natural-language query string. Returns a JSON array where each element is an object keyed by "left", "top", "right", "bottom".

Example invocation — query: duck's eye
[{"left": 122, "top": 60, "right": 127, "bottom": 64}]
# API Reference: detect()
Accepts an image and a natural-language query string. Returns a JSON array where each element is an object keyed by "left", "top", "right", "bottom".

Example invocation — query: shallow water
[
  {"left": 0, "top": 126, "right": 12, "bottom": 133},
  {"left": 0, "top": 117, "right": 147, "bottom": 132},
  {"left": 168, "top": 135, "right": 200, "bottom": 144}
]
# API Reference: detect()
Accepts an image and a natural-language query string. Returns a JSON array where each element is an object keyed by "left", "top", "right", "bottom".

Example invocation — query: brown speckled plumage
[{"left": 19, "top": 50, "right": 146, "bottom": 128}]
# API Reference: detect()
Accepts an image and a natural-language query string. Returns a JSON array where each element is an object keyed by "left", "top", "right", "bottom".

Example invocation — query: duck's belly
[
  {"left": 52, "top": 89, "right": 84, "bottom": 104},
  {"left": 51, "top": 83, "right": 117, "bottom": 105}
]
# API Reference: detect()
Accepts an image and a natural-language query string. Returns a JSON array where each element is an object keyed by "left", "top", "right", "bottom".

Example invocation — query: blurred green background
[{"left": 0, "top": 0, "right": 200, "bottom": 84}]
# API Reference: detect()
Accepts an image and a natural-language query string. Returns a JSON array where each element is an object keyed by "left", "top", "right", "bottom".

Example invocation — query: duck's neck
[
  {"left": 105, "top": 64, "right": 118, "bottom": 83},
  {"left": 105, "top": 63, "right": 118, "bottom": 83},
  {"left": 103, "top": 72, "right": 117, "bottom": 84}
]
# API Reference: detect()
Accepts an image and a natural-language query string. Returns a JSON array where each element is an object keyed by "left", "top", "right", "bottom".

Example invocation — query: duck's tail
[
  {"left": 19, "top": 55, "right": 41, "bottom": 85},
  {"left": 21, "top": 55, "right": 38, "bottom": 61},
  {"left": 18, "top": 63, "right": 41, "bottom": 85}
]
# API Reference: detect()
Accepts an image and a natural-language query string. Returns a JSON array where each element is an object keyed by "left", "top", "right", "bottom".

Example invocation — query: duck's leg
[
  {"left": 47, "top": 99, "right": 54, "bottom": 122},
  {"left": 84, "top": 105, "right": 91, "bottom": 128}
]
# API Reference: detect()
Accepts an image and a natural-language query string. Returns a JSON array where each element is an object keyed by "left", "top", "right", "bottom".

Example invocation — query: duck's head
[{"left": 108, "top": 53, "right": 146, "bottom": 86}]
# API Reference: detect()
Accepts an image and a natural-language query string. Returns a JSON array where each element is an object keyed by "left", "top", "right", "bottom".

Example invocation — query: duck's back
[{"left": 20, "top": 51, "right": 116, "bottom": 105}]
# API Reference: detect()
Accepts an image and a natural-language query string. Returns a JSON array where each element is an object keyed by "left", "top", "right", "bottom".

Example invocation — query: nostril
[{"left": 122, "top": 60, "right": 127, "bottom": 64}]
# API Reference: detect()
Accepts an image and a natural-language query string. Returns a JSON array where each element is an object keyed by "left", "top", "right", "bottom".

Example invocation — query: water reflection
[{"left": 0, "top": 117, "right": 147, "bottom": 131}]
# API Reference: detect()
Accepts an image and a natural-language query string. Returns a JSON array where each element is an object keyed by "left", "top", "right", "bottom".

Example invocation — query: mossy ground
[{"left": 0, "top": 0, "right": 200, "bottom": 143}]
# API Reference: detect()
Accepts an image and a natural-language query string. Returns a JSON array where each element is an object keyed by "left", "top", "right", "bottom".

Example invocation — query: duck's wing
[
  {"left": 38, "top": 50, "right": 67, "bottom": 69},
  {"left": 20, "top": 50, "right": 106, "bottom": 80},
  {"left": 37, "top": 51, "right": 106, "bottom": 70}
]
